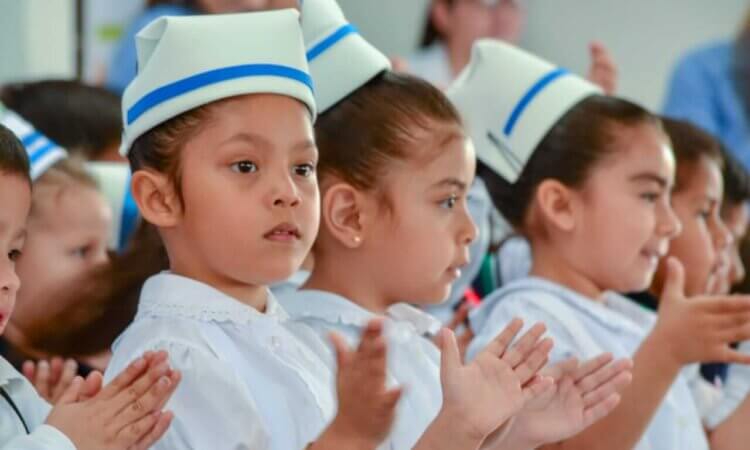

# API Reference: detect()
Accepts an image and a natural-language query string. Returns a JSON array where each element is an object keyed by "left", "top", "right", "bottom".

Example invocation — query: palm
[{"left": 515, "top": 376, "right": 586, "bottom": 442}]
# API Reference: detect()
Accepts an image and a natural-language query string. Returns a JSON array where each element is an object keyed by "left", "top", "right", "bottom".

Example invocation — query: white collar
[
  {"left": 0, "top": 356, "right": 23, "bottom": 387},
  {"left": 137, "top": 272, "right": 288, "bottom": 325},
  {"left": 281, "top": 290, "right": 442, "bottom": 336}
]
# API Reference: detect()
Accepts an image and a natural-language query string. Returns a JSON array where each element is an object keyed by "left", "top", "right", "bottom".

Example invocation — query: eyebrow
[
  {"left": 629, "top": 172, "right": 669, "bottom": 188},
  {"left": 432, "top": 178, "right": 468, "bottom": 191},
  {"left": 220, "top": 133, "right": 316, "bottom": 154}
]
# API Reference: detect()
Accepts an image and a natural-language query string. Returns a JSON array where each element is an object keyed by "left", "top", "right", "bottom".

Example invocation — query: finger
[
  {"left": 578, "top": 359, "right": 633, "bottom": 396},
  {"left": 49, "top": 357, "right": 64, "bottom": 386},
  {"left": 522, "top": 375, "right": 555, "bottom": 403},
  {"left": 660, "top": 257, "right": 685, "bottom": 305},
  {"left": 116, "top": 409, "right": 162, "bottom": 448},
  {"left": 34, "top": 360, "right": 51, "bottom": 400},
  {"left": 81, "top": 371, "right": 104, "bottom": 400},
  {"left": 457, "top": 327, "right": 475, "bottom": 360},
  {"left": 582, "top": 371, "right": 632, "bottom": 408},
  {"left": 540, "top": 357, "right": 579, "bottom": 380},
  {"left": 57, "top": 376, "right": 84, "bottom": 405},
  {"left": 130, "top": 411, "right": 173, "bottom": 450},
  {"left": 439, "top": 328, "right": 461, "bottom": 382},
  {"left": 514, "top": 338, "right": 553, "bottom": 384},
  {"left": 717, "top": 323, "right": 750, "bottom": 343},
  {"left": 582, "top": 393, "right": 621, "bottom": 429},
  {"left": 152, "top": 371, "right": 181, "bottom": 412},
  {"left": 712, "top": 347, "right": 750, "bottom": 364},
  {"left": 114, "top": 373, "right": 178, "bottom": 432},
  {"left": 502, "top": 322, "right": 547, "bottom": 368},
  {"left": 705, "top": 296, "right": 750, "bottom": 314},
  {"left": 447, "top": 303, "right": 471, "bottom": 332},
  {"left": 103, "top": 359, "right": 171, "bottom": 418},
  {"left": 483, "top": 318, "right": 524, "bottom": 358},
  {"left": 573, "top": 353, "right": 615, "bottom": 382},
  {"left": 52, "top": 359, "right": 79, "bottom": 402},
  {"left": 22, "top": 360, "right": 35, "bottom": 382},
  {"left": 97, "top": 353, "right": 158, "bottom": 401}
]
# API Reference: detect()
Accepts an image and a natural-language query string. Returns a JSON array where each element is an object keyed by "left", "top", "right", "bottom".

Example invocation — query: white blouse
[
  {"left": 0, "top": 357, "right": 75, "bottom": 450},
  {"left": 104, "top": 273, "right": 337, "bottom": 450},
  {"left": 280, "top": 289, "right": 443, "bottom": 450}
]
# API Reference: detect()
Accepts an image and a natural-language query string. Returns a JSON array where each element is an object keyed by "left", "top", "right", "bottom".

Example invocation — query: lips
[{"left": 264, "top": 223, "right": 301, "bottom": 242}]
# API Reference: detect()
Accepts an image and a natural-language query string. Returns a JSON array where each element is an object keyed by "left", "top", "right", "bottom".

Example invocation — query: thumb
[
  {"left": 57, "top": 376, "right": 84, "bottom": 405},
  {"left": 661, "top": 257, "right": 686, "bottom": 304},
  {"left": 439, "top": 328, "right": 461, "bottom": 382},
  {"left": 80, "top": 371, "right": 103, "bottom": 400},
  {"left": 328, "top": 332, "right": 352, "bottom": 373}
]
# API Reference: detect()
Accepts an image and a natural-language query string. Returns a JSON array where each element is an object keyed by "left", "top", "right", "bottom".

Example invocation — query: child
[
  {"left": 104, "top": 10, "right": 401, "bottom": 450},
  {"left": 0, "top": 122, "right": 180, "bottom": 449},
  {"left": 457, "top": 40, "right": 750, "bottom": 450},
  {"left": 280, "top": 2, "right": 633, "bottom": 449},
  {"left": 0, "top": 108, "right": 113, "bottom": 376}
]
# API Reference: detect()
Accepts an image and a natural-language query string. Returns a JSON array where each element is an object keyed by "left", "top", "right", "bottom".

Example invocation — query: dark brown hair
[
  {"left": 660, "top": 117, "right": 723, "bottom": 194},
  {"left": 0, "top": 123, "right": 31, "bottom": 184},
  {"left": 478, "top": 94, "right": 663, "bottom": 229},
  {"left": 0, "top": 80, "right": 121, "bottom": 160},
  {"left": 421, "top": 0, "right": 454, "bottom": 48},
  {"left": 315, "top": 70, "right": 463, "bottom": 197},
  {"left": 721, "top": 146, "right": 750, "bottom": 207}
]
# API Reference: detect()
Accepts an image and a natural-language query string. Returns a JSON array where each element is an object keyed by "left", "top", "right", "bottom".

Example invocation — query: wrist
[{"left": 316, "top": 416, "right": 379, "bottom": 450}]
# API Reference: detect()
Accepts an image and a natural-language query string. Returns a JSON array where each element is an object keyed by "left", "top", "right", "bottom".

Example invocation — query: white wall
[
  {"left": 0, "top": 0, "right": 76, "bottom": 84},
  {"left": 339, "top": 0, "right": 748, "bottom": 110}
]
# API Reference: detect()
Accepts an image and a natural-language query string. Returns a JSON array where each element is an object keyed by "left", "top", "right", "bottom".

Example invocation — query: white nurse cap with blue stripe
[
  {"left": 86, "top": 162, "right": 140, "bottom": 251},
  {"left": 120, "top": 9, "right": 315, "bottom": 156},
  {"left": 0, "top": 105, "right": 68, "bottom": 180},
  {"left": 302, "top": 0, "right": 390, "bottom": 113},
  {"left": 447, "top": 40, "right": 601, "bottom": 183}
]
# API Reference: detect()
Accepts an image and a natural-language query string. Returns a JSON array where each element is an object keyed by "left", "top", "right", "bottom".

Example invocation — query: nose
[
  {"left": 658, "top": 201, "right": 682, "bottom": 240},
  {"left": 0, "top": 259, "right": 20, "bottom": 297},
  {"left": 269, "top": 172, "right": 301, "bottom": 209}
]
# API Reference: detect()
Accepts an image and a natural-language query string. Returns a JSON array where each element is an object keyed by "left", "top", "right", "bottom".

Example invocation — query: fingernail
[
  {"left": 159, "top": 376, "right": 171, "bottom": 388},
  {"left": 39, "top": 360, "right": 49, "bottom": 369},
  {"left": 132, "top": 357, "right": 145, "bottom": 369}
]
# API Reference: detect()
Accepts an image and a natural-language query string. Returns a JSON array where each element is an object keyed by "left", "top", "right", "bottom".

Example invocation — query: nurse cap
[
  {"left": 85, "top": 162, "right": 140, "bottom": 251},
  {"left": 302, "top": 0, "right": 390, "bottom": 113},
  {"left": 120, "top": 9, "right": 316, "bottom": 156},
  {"left": 447, "top": 39, "right": 601, "bottom": 183},
  {"left": 0, "top": 104, "right": 68, "bottom": 180}
]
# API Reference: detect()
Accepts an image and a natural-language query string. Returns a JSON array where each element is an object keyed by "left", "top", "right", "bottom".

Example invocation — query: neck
[
  {"left": 530, "top": 239, "right": 606, "bottom": 301},
  {"left": 303, "top": 249, "right": 391, "bottom": 315},
  {"left": 170, "top": 262, "right": 268, "bottom": 312}
]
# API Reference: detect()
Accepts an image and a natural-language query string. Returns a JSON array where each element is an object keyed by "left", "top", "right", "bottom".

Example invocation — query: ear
[
  {"left": 321, "top": 182, "right": 376, "bottom": 249},
  {"left": 431, "top": 0, "right": 453, "bottom": 37},
  {"left": 130, "top": 169, "right": 182, "bottom": 228},
  {"left": 535, "top": 179, "right": 579, "bottom": 233}
]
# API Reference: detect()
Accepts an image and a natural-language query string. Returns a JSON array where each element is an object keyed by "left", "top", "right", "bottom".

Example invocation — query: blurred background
[{"left": 0, "top": 0, "right": 746, "bottom": 109}]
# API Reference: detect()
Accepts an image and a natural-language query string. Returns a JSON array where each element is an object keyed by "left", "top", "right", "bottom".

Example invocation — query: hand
[
  {"left": 440, "top": 319, "right": 555, "bottom": 442},
  {"left": 46, "top": 350, "right": 181, "bottom": 450},
  {"left": 654, "top": 258, "right": 750, "bottom": 366},
  {"left": 326, "top": 319, "right": 402, "bottom": 449},
  {"left": 586, "top": 41, "right": 618, "bottom": 95},
  {"left": 23, "top": 357, "right": 78, "bottom": 404},
  {"left": 509, "top": 354, "right": 633, "bottom": 447}
]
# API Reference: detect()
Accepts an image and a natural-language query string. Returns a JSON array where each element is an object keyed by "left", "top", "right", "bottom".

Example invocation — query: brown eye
[
  {"left": 294, "top": 163, "right": 315, "bottom": 177},
  {"left": 231, "top": 161, "right": 257, "bottom": 174}
]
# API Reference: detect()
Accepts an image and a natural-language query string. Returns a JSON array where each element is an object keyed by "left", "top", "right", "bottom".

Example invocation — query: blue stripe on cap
[
  {"left": 126, "top": 63, "right": 314, "bottom": 125},
  {"left": 118, "top": 174, "right": 140, "bottom": 251},
  {"left": 29, "top": 141, "right": 59, "bottom": 165},
  {"left": 306, "top": 23, "right": 358, "bottom": 62},
  {"left": 21, "top": 131, "right": 43, "bottom": 148},
  {"left": 503, "top": 68, "right": 569, "bottom": 136}
]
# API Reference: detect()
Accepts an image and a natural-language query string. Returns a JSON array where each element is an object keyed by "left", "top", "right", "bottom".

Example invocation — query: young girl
[
  {"left": 104, "top": 10, "right": 404, "bottom": 450},
  {"left": 457, "top": 40, "right": 750, "bottom": 450},
  {"left": 280, "top": 2, "right": 634, "bottom": 449},
  {"left": 0, "top": 122, "right": 180, "bottom": 449}
]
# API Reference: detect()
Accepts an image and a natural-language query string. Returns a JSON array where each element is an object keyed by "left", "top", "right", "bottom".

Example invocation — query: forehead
[
  {"left": 31, "top": 184, "right": 111, "bottom": 233},
  {"left": 676, "top": 155, "right": 723, "bottom": 196},
  {"left": 595, "top": 123, "right": 674, "bottom": 178}
]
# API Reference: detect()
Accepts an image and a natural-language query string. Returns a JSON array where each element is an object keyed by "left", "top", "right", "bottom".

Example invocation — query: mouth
[
  {"left": 264, "top": 223, "right": 302, "bottom": 243},
  {"left": 447, "top": 259, "right": 469, "bottom": 280},
  {"left": 640, "top": 246, "right": 667, "bottom": 266}
]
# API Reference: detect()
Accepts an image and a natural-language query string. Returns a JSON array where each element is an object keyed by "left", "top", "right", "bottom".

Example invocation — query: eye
[
  {"left": 640, "top": 192, "right": 659, "bottom": 203},
  {"left": 230, "top": 160, "right": 258, "bottom": 174},
  {"left": 440, "top": 194, "right": 459, "bottom": 209},
  {"left": 8, "top": 250, "right": 21, "bottom": 262},
  {"left": 294, "top": 163, "right": 316, "bottom": 178},
  {"left": 71, "top": 246, "right": 91, "bottom": 258}
]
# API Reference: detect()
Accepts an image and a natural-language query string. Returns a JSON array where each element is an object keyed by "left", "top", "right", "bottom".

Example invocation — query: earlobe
[
  {"left": 431, "top": 0, "right": 452, "bottom": 37},
  {"left": 130, "top": 170, "right": 182, "bottom": 228},
  {"left": 322, "top": 183, "right": 368, "bottom": 249},
  {"left": 536, "top": 179, "right": 577, "bottom": 232}
]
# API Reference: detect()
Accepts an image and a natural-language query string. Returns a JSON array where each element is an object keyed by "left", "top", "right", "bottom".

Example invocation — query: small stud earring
[{"left": 353, "top": 236, "right": 362, "bottom": 244}]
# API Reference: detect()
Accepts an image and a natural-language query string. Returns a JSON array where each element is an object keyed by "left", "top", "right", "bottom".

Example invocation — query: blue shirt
[
  {"left": 106, "top": 5, "right": 196, "bottom": 95},
  {"left": 663, "top": 41, "right": 750, "bottom": 169}
]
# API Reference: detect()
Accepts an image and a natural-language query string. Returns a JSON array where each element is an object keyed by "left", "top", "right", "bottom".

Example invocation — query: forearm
[
  {"left": 553, "top": 333, "right": 682, "bottom": 450},
  {"left": 412, "top": 408, "right": 487, "bottom": 450},
  {"left": 709, "top": 392, "right": 750, "bottom": 450}
]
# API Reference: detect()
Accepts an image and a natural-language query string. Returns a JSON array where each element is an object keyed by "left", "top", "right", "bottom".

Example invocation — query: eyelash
[
  {"left": 230, "top": 161, "right": 317, "bottom": 177},
  {"left": 640, "top": 192, "right": 660, "bottom": 203},
  {"left": 440, "top": 194, "right": 459, "bottom": 209}
]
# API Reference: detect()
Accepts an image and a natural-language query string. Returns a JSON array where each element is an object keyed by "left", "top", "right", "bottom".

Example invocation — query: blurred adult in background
[
  {"left": 664, "top": 10, "right": 750, "bottom": 170},
  {"left": 408, "top": 0, "right": 617, "bottom": 93},
  {"left": 105, "top": 0, "right": 300, "bottom": 94}
]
